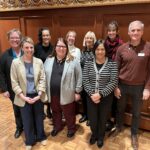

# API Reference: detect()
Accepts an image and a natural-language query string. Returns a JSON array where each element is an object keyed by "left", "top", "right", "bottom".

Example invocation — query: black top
[
  {"left": 96, "top": 63, "right": 103, "bottom": 71},
  {"left": 50, "top": 57, "right": 65, "bottom": 97},
  {"left": 34, "top": 43, "right": 53, "bottom": 63},
  {"left": 0, "top": 48, "right": 23, "bottom": 101}
]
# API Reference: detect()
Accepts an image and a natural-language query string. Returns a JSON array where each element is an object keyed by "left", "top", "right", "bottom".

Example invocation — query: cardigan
[{"left": 83, "top": 58, "right": 118, "bottom": 97}]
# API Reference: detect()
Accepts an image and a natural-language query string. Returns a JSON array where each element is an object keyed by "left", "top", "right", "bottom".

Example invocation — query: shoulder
[
  {"left": 117, "top": 42, "right": 128, "bottom": 52},
  {"left": 33, "top": 57, "right": 43, "bottom": 64}
]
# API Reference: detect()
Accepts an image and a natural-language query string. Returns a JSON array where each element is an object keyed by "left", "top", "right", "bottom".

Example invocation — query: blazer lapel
[
  {"left": 19, "top": 57, "right": 26, "bottom": 85},
  {"left": 61, "top": 61, "right": 70, "bottom": 81}
]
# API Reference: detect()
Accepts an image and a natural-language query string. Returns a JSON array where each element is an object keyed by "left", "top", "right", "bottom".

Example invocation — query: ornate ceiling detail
[{"left": 0, "top": 0, "right": 149, "bottom": 12}]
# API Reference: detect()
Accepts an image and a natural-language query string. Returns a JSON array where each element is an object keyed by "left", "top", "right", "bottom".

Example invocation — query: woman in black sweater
[
  {"left": 83, "top": 40, "right": 118, "bottom": 148},
  {"left": 34, "top": 27, "right": 53, "bottom": 119}
]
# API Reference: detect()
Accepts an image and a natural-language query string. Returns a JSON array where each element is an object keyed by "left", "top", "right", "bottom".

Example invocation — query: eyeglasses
[
  {"left": 56, "top": 45, "right": 66, "bottom": 48},
  {"left": 9, "top": 37, "right": 20, "bottom": 40}
]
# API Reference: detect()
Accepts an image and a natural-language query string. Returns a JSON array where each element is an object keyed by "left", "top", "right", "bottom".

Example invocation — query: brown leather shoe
[{"left": 131, "top": 135, "right": 138, "bottom": 150}]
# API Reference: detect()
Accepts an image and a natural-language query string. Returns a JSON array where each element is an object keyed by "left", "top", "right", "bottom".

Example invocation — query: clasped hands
[{"left": 90, "top": 93, "right": 101, "bottom": 104}]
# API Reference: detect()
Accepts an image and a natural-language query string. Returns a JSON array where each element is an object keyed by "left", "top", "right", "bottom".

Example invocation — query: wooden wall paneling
[
  {"left": 24, "top": 16, "right": 53, "bottom": 44},
  {"left": 0, "top": 18, "right": 20, "bottom": 52},
  {"left": 102, "top": 14, "right": 150, "bottom": 42},
  {"left": 58, "top": 14, "right": 98, "bottom": 50}
]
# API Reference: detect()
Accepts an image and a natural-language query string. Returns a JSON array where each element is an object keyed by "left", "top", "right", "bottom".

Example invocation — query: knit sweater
[{"left": 83, "top": 58, "right": 118, "bottom": 97}]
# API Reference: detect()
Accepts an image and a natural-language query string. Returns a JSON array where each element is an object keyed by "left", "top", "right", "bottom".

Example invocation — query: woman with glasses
[{"left": 44, "top": 38, "right": 82, "bottom": 138}]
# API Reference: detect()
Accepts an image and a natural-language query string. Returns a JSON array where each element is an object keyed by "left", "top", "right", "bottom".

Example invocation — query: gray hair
[
  {"left": 128, "top": 20, "right": 144, "bottom": 32},
  {"left": 7, "top": 28, "right": 22, "bottom": 40}
]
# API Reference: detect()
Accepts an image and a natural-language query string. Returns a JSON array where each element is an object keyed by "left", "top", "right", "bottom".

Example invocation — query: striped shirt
[{"left": 83, "top": 58, "right": 118, "bottom": 97}]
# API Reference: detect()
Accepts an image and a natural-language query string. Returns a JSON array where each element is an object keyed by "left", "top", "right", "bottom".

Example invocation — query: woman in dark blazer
[
  {"left": 11, "top": 37, "right": 47, "bottom": 150},
  {"left": 83, "top": 40, "right": 118, "bottom": 148}
]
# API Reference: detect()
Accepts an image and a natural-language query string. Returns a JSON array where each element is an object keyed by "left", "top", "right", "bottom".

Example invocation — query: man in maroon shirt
[{"left": 114, "top": 20, "right": 150, "bottom": 150}]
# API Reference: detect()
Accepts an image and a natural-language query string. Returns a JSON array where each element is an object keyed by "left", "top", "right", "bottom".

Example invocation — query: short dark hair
[
  {"left": 93, "top": 39, "right": 107, "bottom": 56},
  {"left": 38, "top": 27, "right": 50, "bottom": 43},
  {"left": 107, "top": 20, "right": 119, "bottom": 32}
]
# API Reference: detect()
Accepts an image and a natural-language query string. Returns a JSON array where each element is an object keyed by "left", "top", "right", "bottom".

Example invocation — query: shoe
[
  {"left": 41, "top": 139, "right": 47, "bottom": 146},
  {"left": 67, "top": 131, "right": 75, "bottom": 138},
  {"left": 51, "top": 129, "right": 59, "bottom": 137},
  {"left": 79, "top": 115, "right": 87, "bottom": 123},
  {"left": 105, "top": 120, "right": 114, "bottom": 131},
  {"left": 14, "top": 129, "right": 23, "bottom": 138},
  {"left": 131, "top": 135, "right": 138, "bottom": 150},
  {"left": 111, "top": 127, "right": 121, "bottom": 137},
  {"left": 86, "top": 120, "right": 90, "bottom": 126},
  {"left": 26, "top": 146, "right": 32, "bottom": 150},
  {"left": 89, "top": 135, "right": 97, "bottom": 145},
  {"left": 97, "top": 140, "right": 104, "bottom": 148}
]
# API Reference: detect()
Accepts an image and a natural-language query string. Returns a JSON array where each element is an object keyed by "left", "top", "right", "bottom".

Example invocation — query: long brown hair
[{"left": 51, "top": 37, "right": 74, "bottom": 62}]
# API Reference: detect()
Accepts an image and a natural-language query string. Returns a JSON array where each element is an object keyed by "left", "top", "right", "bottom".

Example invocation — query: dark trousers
[
  {"left": 87, "top": 93, "right": 113, "bottom": 140},
  {"left": 116, "top": 83, "right": 143, "bottom": 135},
  {"left": 81, "top": 90, "right": 88, "bottom": 118},
  {"left": 51, "top": 96, "right": 76, "bottom": 132},
  {"left": 12, "top": 103, "right": 23, "bottom": 131},
  {"left": 20, "top": 94, "right": 46, "bottom": 146}
]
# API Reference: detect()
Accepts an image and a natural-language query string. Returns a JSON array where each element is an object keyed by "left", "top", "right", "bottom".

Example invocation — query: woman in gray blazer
[
  {"left": 11, "top": 37, "right": 47, "bottom": 150},
  {"left": 44, "top": 38, "right": 82, "bottom": 138}
]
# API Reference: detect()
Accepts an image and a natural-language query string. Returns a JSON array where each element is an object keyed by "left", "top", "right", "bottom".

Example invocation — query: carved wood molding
[{"left": 0, "top": 0, "right": 150, "bottom": 12}]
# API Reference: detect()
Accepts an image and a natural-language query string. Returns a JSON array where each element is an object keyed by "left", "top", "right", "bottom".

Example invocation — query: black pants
[
  {"left": 81, "top": 90, "right": 88, "bottom": 118},
  {"left": 20, "top": 94, "right": 46, "bottom": 146},
  {"left": 12, "top": 103, "right": 23, "bottom": 131},
  {"left": 87, "top": 93, "right": 113, "bottom": 140},
  {"left": 116, "top": 83, "right": 143, "bottom": 135}
]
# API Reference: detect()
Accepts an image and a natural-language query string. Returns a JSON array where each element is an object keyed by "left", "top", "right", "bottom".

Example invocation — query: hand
[
  {"left": 114, "top": 87, "right": 121, "bottom": 99},
  {"left": 91, "top": 93, "right": 101, "bottom": 104},
  {"left": 23, "top": 96, "right": 35, "bottom": 104},
  {"left": 3, "top": 91, "right": 10, "bottom": 98},
  {"left": 142, "top": 89, "right": 150, "bottom": 100},
  {"left": 75, "top": 93, "right": 81, "bottom": 101},
  {"left": 32, "top": 95, "right": 40, "bottom": 102}
]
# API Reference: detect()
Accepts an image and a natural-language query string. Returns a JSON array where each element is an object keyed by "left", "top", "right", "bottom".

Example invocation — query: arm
[
  {"left": 99, "top": 62, "right": 118, "bottom": 97},
  {"left": 82, "top": 61, "right": 93, "bottom": 96}
]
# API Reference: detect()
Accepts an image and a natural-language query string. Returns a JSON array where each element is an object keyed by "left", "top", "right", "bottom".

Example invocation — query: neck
[
  {"left": 130, "top": 39, "right": 141, "bottom": 46},
  {"left": 56, "top": 55, "right": 65, "bottom": 61},
  {"left": 13, "top": 47, "right": 20, "bottom": 54},
  {"left": 23, "top": 55, "right": 32, "bottom": 63},
  {"left": 96, "top": 57, "right": 106, "bottom": 64},
  {"left": 42, "top": 42, "right": 49, "bottom": 47}
]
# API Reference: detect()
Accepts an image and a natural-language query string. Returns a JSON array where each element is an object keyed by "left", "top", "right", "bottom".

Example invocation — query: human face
[
  {"left": 85, "top": 36, "right": 94, "bottom": 49},
  {"left": 9, "top": 31, "right": 21, "bottom": 49},
  {"left": 55, "top": 41, "right": 67, "bottom": 59},
  {"left": 22, "top": 42, "right": 34, "bottom": 59},
  {"left": 67, "top": 32, "right": 75, "bottom": 46},
  {"left": 128, "top": 23, "right": 143, "bottom": 43},
  {"left": 95, "top": 44, "right": 106, "bottom": 61},
  {"left": 42, "top": 30, "right": 51, "bottom": 45},
  {"left": 107, "top": 28, "right": 117, "bottom": 41}
]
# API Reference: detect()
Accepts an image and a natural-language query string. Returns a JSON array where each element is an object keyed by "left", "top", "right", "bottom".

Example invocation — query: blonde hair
[
  {"left": 83, "top": 31, "right": 97, "bottom": 47},
  {"left": 66, "top": 30, "right": 76, "bottom": 39},
  {"left": 7, "top": 28, "right": 22, "bottom": 40},
  {"left": 21, "top": 36, "right": 34, "bottom": 47}
]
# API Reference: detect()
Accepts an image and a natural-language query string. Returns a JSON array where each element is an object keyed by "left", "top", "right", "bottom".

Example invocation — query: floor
[{"left": 0, "top": 94, "right": 150, "bottom": 150}]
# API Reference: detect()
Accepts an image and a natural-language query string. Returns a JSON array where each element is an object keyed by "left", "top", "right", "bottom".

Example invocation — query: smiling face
[
  {"left": 9, "top": 31, "right": 21, "bottom": 49},
  {"left": 55, "top": 40, "right": 67, "bottom": 59},
  {"left": 85, "top": 35, "right": 95, "bottom": 49},
  {"left": 22, "top": 42, "right": 34, "bottom": 59},
  {"left": 107, "top": 25, "right": 118, "bottom": 41},
  {"left": 95, "top": 44, "right": 106, "bottom": 61},
  {"left": 128, "top": 22, "right": 143, "bottom": 43},
  {"left": 66, "top": 31, "right": 76, "bottom": 46},
  {"left": 42, "top": 29, "right": 51, "bottom": 46}
]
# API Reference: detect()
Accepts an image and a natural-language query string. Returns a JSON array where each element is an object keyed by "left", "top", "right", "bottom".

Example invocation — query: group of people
[{"left": 0, "top": 20, "right": 150, "bottom": 150}]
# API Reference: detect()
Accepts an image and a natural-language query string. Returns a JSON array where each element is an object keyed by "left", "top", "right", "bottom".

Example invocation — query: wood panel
[{"left": 0, "top": 18, "right": 20, "bottom": 52}]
